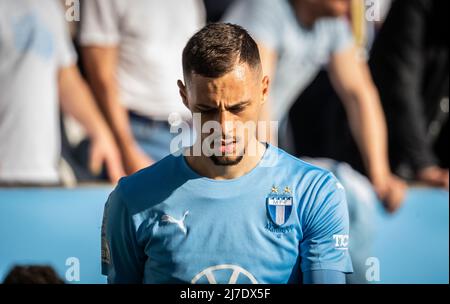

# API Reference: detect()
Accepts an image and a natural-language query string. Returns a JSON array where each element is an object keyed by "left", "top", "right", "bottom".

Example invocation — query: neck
[
  {"left": 292, "top": 0, "right": 317, "bottom": 28},
  {"left": 185, "top": 138, "right": 267, "bottom": 180}
]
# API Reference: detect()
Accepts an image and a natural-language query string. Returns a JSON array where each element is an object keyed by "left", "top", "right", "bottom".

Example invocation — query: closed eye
[
  {"left": 228, "top": 101, "right": 250, "bottom": 114},
  {"left": 195, "top": 101, "right": 250, "bottom": 114},
  {"left": 228, "top": 105, "right": 246, "bottom": 114},
  {"left": 195, "top": 106, "right": 217, "bottom": 114}
]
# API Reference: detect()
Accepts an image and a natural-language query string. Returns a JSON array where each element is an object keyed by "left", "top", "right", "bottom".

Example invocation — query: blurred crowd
[{"left": 0, "top": 0, "right": 448, "bottom": 283}]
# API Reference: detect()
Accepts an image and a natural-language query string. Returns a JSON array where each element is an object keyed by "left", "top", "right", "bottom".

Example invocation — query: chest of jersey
[{"left": 138, "top": 185, "right": 303, "bottom": 284}]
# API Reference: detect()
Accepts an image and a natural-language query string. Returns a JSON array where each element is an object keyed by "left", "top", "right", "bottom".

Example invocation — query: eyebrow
[{"left": 195, "top": 100, "right": 251, "bottom": 110}]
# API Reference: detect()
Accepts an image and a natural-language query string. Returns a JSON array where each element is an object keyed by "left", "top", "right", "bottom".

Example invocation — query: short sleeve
[
  {"left": 78, "top": 0, "right": 124, "bottom": 46},
  {"left": 53, "top": 0, "right": 77, "bottom": 67},
  {"left": 101, "top": 182, "right": 146, "bottom": 283},
  {"left": 328, "top": 17, "right": 354, "bottom": 55},
  {"left": 299, "top": 173, "right": 353, "bottom": 274},
  {"left": 222, "top": 0, "right": 284, "bottom": 50}
]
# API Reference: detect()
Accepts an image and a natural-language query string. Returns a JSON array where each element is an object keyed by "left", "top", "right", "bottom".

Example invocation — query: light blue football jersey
[{"left": 101, "top": 144, "right": 353, "bottom": 283}]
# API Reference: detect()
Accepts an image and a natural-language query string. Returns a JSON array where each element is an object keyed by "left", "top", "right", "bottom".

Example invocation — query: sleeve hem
[
  {"left": 302, "top": 263, "right": 354, "bottom": 274},
  {"left": 78, "top": 33, "right": 120, "bottom": 46}
]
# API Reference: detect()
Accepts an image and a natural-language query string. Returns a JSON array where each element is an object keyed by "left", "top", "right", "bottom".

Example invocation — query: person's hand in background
[
  {"left": 373, "top": 173, "right": 408, "bottom": 213},
  {"left": 88, "top": 129, "right": 125, "bottom": 184},
  {"left": 121, "top": 144, "right": 154, "bottom": 175},
  {"left": 417, "top": 166, "right": 449, "bottom": 189},
  {"left": 59, "top": 65, "right": 126, "bottom": 184}
]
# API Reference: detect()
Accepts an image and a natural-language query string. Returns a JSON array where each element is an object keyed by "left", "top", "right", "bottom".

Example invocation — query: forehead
[{"left": 187, "top": 64, "right": 258, "bottom": 106}]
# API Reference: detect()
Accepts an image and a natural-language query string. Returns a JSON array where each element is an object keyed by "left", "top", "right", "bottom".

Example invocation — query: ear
[
  {"left": 177, "top": 79, "right": 189, "bottom": 109},
  {"left": 261, "top": 75, "right": 270, "bottom": 105}
]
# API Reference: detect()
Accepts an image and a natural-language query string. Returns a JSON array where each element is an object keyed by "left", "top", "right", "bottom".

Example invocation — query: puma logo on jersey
[{"left": 161, "top": 211, "right": 189, "bottom": 235}]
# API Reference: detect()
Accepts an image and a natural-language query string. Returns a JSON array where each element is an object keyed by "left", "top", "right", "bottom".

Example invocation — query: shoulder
[
  {"left": 271, "top": 145, "right": 333, "bottom": 179},
  {"left": 270, "top": 145, "right": 345, "bottom": 200},
  {"left": 112, "top": 153, "right": 181, "bottom": 212}
]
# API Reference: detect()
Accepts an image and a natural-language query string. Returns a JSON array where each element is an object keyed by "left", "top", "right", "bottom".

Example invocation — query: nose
[{"left": 218, "top": 109, "right": 233, "bottom": 137}]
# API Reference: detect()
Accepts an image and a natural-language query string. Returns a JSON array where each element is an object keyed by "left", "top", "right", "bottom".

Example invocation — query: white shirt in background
[
  {"left": 0, "top": 0, "right": 77, "bottom": 184},
  {"left": 78, "top": 0, "right": 206, "bottom": 121}
]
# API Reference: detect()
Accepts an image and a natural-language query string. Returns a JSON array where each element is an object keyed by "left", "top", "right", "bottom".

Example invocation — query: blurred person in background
[
  {"left": 0, "top": 0, "right": 124, "bottom": 186},
  {"left": 287, "top": 0, "right": 394, "bottom": 181},
  {"left": 3, "top": 265, "right": 64, "bottom": 284},
  {"left": 223, "top": 0, "right": 406, "bottom": 283},
  {"left": 79, "top": 0, "right": 205, "bottom": 175},
  {"left": 369, "top": 0, "right": 449, "bottom": 189}
]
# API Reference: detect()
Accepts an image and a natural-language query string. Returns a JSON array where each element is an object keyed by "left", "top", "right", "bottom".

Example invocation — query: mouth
[{"left": 219, "top": 140, "right": 237, "bottom": 154}]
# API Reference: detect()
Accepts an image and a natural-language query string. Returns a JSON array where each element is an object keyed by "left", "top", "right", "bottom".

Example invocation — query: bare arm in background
[
  {"left": 58, "top": 65, "right": 125, "bottom": 183},
  {"left": 81, "top": 46, "right": 153, "bottom": 175},
  {"left": 328, "top": 45, "right": 406, "bottom": 212},
  {"left": 257, "top": 44, "right": 278, "bottom": 145}
]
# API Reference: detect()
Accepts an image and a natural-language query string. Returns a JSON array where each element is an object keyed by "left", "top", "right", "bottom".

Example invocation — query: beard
[
  {"left": 209, "top": 154, "right": 244, "bottom": 166},
  {"left": 209, "top": 142, "right": 245, "bottom": 166}
]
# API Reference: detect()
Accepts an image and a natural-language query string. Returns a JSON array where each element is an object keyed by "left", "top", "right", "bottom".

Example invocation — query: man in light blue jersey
[{"left": 101, "top": 23, "right": 353, "bottom": 284}]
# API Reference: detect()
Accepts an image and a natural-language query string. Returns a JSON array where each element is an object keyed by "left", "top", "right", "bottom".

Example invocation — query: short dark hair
[
  {"left": 182, "top": 23, "right": 261, "bottom": 79},
  {"left": 3, "top": 265, "right": 65, "bottom": 284}
]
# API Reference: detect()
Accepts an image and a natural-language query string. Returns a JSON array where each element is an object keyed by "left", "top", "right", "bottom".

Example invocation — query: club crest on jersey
[{"left": 266, "top": 186, "right": 293, "bottom": 226}]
